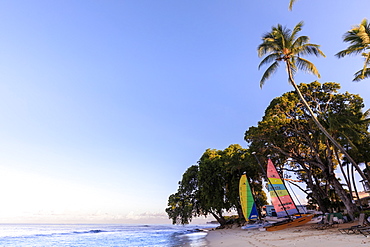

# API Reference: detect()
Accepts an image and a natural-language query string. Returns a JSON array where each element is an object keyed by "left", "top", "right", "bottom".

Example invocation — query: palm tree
[
  {"left": 258, "top": 21, "right": 369, "bottom": 184},
  {"left": 336, "top": 18, "right": 370, "bottom": 81}
]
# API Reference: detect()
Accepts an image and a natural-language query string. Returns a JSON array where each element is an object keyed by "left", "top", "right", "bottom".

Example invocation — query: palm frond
[
  {"left": 292, "top": 35, "right": 309, "bottom": 48},
  {"left": 358, "top": 25, "right": 370, "bottom": 44},
  {"left": 258, "top": 53, "right": 281, "bottom": 69},
  {"left": 272, "top": 24, "right": 289, "bottom": 50},
  {"left": 353, "top": 68, "right": 370, "bottom": 81},
  {"left": 291, "top": 21, "right": 304, "bottom": 41},
  {"left": 299, "top": 44, "right": 326, "bottom": 57},
  {"left": 336, "top": 45, "right": 366, "bottom": 58},
  {"left": 360, "top": 18, "right": 370, "bottom": 36},
  {"left": 258, "top": 42, "right": 281, "bottom": 57},
  {"left": 361, "top": 18, "right": 368, "bottom": 27},
  {"left": 296, "top": 57, "right": 321, "bottom": 78},
  {"left": 343, "top": 30, "right": 364, "bottom": 44},
  {"left": 365, "top": 55, "right": 370, "bottom": 67},
  {"left": 260, "top": 61, "right": 280, "bottom": 88},
  {"left": 362, "top": 53, "right": 370, "bottom": 78},
  {"left": 338, "top": 19, "right": 370, "bottom": 81},
  {"left": 338, "top": 19, "right": 370, "bottom": 57},
  {"left": 288, "top": 0, "right": 298, "bottom": 10}
]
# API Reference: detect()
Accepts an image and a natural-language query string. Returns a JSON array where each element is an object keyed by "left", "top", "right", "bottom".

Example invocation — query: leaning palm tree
[
  {"left": 336, "top": 18, "right": 370, "bottom": 81},
  {"left": 258, "top": 21, "right": 369, "bottom": 183}
]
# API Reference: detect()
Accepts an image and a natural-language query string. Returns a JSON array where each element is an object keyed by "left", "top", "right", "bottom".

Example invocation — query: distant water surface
[{"left": 0, "top": 224, "right": 217, "bottom": 247}]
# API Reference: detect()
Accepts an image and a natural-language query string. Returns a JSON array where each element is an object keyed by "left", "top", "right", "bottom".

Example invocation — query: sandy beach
[{"left": 205, "top": 222, "right": 370, "bottom": 247}]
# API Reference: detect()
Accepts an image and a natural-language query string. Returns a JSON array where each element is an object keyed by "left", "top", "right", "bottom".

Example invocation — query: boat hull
[
  {"left": 264, "top": 214, "right": 314, "bottom": 231},
  {"left": 241, "top": 222, "right": 271, "bottom": 230}
]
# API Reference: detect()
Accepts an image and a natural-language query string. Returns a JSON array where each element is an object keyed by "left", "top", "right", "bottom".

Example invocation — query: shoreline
[{"left": 205, "top": 223, "right": 370, "bottom": 247}]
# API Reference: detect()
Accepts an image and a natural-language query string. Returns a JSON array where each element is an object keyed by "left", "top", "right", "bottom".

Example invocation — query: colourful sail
[
  {"left": 239, "top": 174, "right": 258, "bottom": 221},
  {"left": 266, "top": 159, "right": 298, "bottom": 217}
]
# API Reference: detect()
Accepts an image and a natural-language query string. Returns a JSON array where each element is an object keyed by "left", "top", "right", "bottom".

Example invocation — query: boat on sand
[{"left": 258, "top": 158, "right": 314, "bottom": 231}]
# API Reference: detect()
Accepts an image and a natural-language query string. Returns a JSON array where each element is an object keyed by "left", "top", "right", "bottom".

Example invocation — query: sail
[
  {"left": 239, "top": 174, "right": 258, "bottom": 221},
  {"left": 266, "top": 159, "right": 298, "bottom": 217}
]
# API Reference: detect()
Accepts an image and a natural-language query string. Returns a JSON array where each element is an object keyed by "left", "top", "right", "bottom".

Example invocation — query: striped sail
[
  {"left": 266, "top": 159, "right": 298, "bottom": 217},
  {"left": 239, "top": 174, "right": 258, "bottom": 221}
]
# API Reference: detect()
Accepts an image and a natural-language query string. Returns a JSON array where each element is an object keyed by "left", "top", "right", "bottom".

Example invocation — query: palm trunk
[
  {"left": 351, "top": 164, "right": 360, "bottom": 204},
  {"left": 327, "top": 172, "right": 358, "bottom": 220},
  {"left": 334, "top": 149, "right": 353, "bottom": 201},
  {"left": 286, "top": 61, "right": 368, "bottom": 184},
  {"left": 326, "top": 149, "right": 358, "bottom": 219},
  {"left": 300, "top": 163, "right": 330, "bottom": 213}
]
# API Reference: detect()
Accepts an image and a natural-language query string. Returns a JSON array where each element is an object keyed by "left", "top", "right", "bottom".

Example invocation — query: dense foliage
[
  {"left": 245, "top": 81, "right": 370, "bottom": 220},
  {"left": 166, "top": 144, "right": 267, "bottom": 226}
]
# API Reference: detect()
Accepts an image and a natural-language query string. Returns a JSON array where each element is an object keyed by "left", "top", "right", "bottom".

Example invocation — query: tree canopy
[
  {"left": 245, "top": 81, "right": 370, "bottom": 219},
  {"left": 166, "top": 144, "right": 267, "bottom": 226}
]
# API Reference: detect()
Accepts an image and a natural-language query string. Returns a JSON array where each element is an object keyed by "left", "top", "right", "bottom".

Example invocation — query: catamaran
[
  {"left": 263, "top": 158, "right": 313, "bottom": 231},
  {"left": 239, "top": 173, "right": 270, "bottom": 229}
]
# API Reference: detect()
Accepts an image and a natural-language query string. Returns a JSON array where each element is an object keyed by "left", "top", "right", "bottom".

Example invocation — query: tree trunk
[
  {"left": 300, "top": 163, "right": 330, "bottom": 213},
  {"left": 210, "top": 211, "right": 227, "bottom": 226},
  {"left": 327, "top": 173, "right": 358, "bottom": 221},
  {"left": 326, "top": 144, "right": 358, "bottom": 219},
  {"left": 351, "top": 164, "right": 361, "bottom": 205},
  {"left": 236, "top": 205, "right": 245, "bottom": 222},
  {"left": 285, "top": 61, "right": 368, "bottom": 184},
  {"left": 334, "top": 149, "right": 353, "bottom": 201}
]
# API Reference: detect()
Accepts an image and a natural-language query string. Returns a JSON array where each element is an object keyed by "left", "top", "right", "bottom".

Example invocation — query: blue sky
[{"left": 0, "top": 0, "right": 370, "bottom": 223}]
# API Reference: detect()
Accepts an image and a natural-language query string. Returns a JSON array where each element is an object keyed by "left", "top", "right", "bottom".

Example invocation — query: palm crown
[
  {"left": 258, "top": 21, "right": 325, "bottom": 87},
  {"left": 257, "top": 21, "right": 369, "bottom": 200},
  {"left": 336, "top": 18, "right": 370, "bottom": 81}
]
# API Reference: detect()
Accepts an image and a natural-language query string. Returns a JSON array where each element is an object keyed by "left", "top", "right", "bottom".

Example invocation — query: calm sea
[{"left": 0, "top": 224, "right": 217, "bottom": 246}]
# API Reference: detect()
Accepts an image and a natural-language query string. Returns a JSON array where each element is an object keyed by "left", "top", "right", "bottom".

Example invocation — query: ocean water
[{"left": 0, "top": 224, "right": 217, "bottom": 247}]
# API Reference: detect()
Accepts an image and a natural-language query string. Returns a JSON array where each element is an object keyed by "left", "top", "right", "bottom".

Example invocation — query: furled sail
[
  {"left": 266, "top": 159, "right": 298, "bottom": 217},
  {"left": 239, "top": 174, "right": 258, "bottom": 221}
]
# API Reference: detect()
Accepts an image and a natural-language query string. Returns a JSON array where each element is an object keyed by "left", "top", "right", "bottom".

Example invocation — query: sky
[{"left": 0, "top": 0, "right": 370, "bottom": 224}]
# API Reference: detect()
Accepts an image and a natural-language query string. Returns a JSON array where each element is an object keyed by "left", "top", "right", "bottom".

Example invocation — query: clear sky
[{"left": 0, "top": 0, "right": 370, "bottom": 224}]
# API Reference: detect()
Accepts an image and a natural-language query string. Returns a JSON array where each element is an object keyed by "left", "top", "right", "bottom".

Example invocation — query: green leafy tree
[
  {"left": 245, "top": 82, "right": 370, "bottom": 219},
  {"left": 197, "top": 148, "right": 230, "bottom": 225},
  {"left": 166, "top": 145, "right": 266, "bottom": 226},
  {"left": 201, "top": 144, "right": 267, "bottom": 222},
  {"left": 258, "top": 22, "right": 369, "bottom": 186},
  {"left": 166, "top": 165, "right": 201, "bottom": 225},
  {"left": 336, "top": 18, "right": 370, "bottom": 81}
]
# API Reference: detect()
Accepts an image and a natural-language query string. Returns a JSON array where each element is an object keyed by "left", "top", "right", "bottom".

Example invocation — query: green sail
[{"left": 239, "top": 174, "right": 258, "bottom": 220}]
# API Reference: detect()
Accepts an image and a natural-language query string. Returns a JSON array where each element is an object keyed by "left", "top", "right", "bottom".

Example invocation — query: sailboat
[
  {"left": 263, "top": 158, "right": 313, "bottom": 231},
  {"left": 239, "top": 174, "right": 258, "bottom": 221},
  {"left": 239, "top": 174, "right": 270, "bottom": 230}
]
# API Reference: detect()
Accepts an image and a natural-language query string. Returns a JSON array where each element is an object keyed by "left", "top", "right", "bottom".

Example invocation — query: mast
[
  {"left": 276, "top": 163, "right": 302, "bottom": 216},
  {"left": 252, "top": 153, "right": 292, "bottom": 220},
  {"left": 285, "top": 178, "right": 305, "bottom": 214}
]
